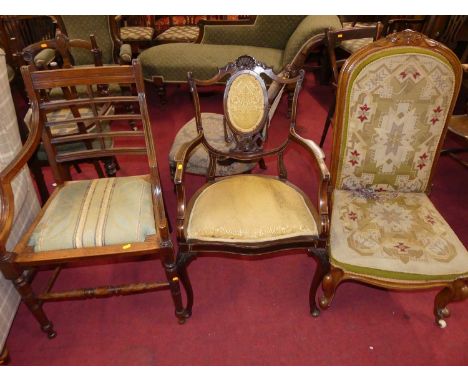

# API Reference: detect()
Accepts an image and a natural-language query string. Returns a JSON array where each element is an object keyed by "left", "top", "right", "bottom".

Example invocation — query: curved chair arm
[
  {"left": 173, "top": 133, "right": 204, "bottom": 240},
  {"left": 289, "top": 130, "right": 330, "bottom": 237},
  {"left": 119, "top": 43, "right": 132, "bottom": 64},
  {"left": 0, "top": 103, "right": 42, "bottom": 249}
]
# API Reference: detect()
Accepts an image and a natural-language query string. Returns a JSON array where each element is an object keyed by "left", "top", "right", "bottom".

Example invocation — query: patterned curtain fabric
[{"left": 0, "top": 49, "right": 41, "bottom": 351}]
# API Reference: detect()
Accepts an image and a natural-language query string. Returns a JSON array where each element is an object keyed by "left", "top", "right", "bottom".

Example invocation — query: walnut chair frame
[
  {"left": 175, "top": 56, "right": 331, "bottom": 318},
  {"left": 319, "top": 23, "right": 382, "bottom": 147},
  {"left": 0, "top": 61, "right": 186, "bottom": 340},
  {"left": 319, "top": 30, "right": 467, "bottom": 327}
]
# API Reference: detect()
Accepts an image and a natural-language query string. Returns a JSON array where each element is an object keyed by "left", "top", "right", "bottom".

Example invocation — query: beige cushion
[
  {"left": 169, "top": 113, "right": 256, "bottom": 176},
  {"left": 156, "top": 26, "right": 199, "bottom": 42},
  {"left": 28, "top": 176, "right": 156, "bottom": 252},
  {"left": 120, "top": 26, "right": 154, "bottom": 41},
  {"left": 330, "top": 189, "right": 468, "bottom": 282},
  {"left": 340, "top": 38, "right": 373, "bottom": 54},
  {"left": 187, "top": 175, "right": 318, "bottom": 242}
]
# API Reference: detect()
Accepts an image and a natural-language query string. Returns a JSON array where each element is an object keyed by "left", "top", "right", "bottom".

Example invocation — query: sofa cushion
[
  {"left": 28, "top": 176, "right": 156, "bottom": 252},
  {"left": 201, "top": 16, "right": 305, "bottom": 50},
  {"left": 330, "top": 189, "right": 468, "bottom": 282},
  {"left": 283, "top": 15, "right": 342, "bottom": 66},
  {"left": 187, "top": 175, "right": 318, "bottom": 242},
  {"left": 156, "top": 26, "right": 199, "bottom": 42},
  {"left": 139, "top": 43, "right": 283, "bottom": 82},
  {"left": 120, "top": 26, "right": 154, "bottom": 41}
]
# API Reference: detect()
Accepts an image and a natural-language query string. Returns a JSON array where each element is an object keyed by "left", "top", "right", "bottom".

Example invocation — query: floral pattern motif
[
  {"left": 336, "top": 51, "right": 456, "bottom": 193},
  {"left": 330, "top": 190, "right": 468, "bottom": 278}
]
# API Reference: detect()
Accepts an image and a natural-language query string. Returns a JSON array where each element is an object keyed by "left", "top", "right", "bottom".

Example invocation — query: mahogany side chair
[
  {"left": 319, "top": 23, "right": 382, "bottom": 147},
  {"left": 0, "top": 60, "right": 186, "bottom": 340},
  {"left": 174, "top": 55, "right": 331, "bottom": 318},
  {"left": 319, "top": 30, "right": 468, "bottom": 328}
]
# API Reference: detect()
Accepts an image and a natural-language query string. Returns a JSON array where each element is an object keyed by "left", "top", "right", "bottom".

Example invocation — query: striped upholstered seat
[{"left": 28, "top": 176, "right": 156, "bottom": 252}]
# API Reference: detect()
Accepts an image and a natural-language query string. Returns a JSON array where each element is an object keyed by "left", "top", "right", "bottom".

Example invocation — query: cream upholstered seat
[
  {"left": 330, "top": 189, "right": 468, "bottom": 282},
  {"left": 187, "top": 175, "right": 318, "bottom": 242},
  {"left": 169, "top": 113, "right": 256, "bottom": 176},
  {"left": 28, "top": 176, "right": 156, "bottom": 252}
]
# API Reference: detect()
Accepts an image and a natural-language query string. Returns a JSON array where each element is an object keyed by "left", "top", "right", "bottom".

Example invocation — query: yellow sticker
[
  {"left": 177, "top": 164, "right": 183, "bottom": 170},
  {"left": 122, "top": 244, "right": 132, "bottom": 249},
  {"left": 40, "top": 43, "right": 48, "bottom": 48},
  {"left": 337, "top": 34, "right": 343, "bottom": 38},
  {"left": 172, "top": 277, "right": 179, "bottom": 282}
]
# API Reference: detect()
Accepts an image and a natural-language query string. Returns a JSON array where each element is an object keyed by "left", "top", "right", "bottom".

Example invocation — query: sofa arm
[{"left": 119, "top": 43, "right": 132, "bottom": 64}]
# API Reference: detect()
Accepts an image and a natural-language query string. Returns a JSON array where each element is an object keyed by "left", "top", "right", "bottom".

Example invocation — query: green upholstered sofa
[{"left": 139, "top": 15, "right": 342, "bottom": 89}]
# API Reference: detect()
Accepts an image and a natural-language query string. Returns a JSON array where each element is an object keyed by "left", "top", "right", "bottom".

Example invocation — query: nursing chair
[
  {"left": 319, "top": 30, "right": 468, "bottom": 327},
  {"left": 0, "top": 61, "right": 186, "bottom": 340},
  {"left": 175, "top": 55, "right": 330, "bottom": 317}
]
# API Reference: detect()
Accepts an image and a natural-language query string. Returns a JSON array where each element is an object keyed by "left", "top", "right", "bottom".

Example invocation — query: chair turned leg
[
  {"left": 153, "top": 77, "right": 167, "bottom": 105},
  {"left": 308, "top": 247, "right": 330, "bottom": 317},
  {"left": 0, "top": 345, "right": 9, "bottom": 365},
  {"left": 319, "top": 267, "right": 344, "bottom": 310},
  {"left": 434, "top": 279, "right": 468, "bottom": 328},
  {"left": 319, "top": 97, "right": 336, "bottom": 148},
  {"left": 161, "top": 253, "right": 189, "bottom": 324},
  {"left": 177, "top": 251, "right": 194, "bottom": 318},
  {"left": 102, "top": 157, "right": 118, "bottom": 177},
  {"left": 0, "top": 252, "right": 56, "bottom": 339}
]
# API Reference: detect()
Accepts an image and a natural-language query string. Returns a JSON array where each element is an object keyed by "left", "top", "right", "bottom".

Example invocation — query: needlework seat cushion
[{"left": 330, "top": 189, "right": 468, "bottom": 282}]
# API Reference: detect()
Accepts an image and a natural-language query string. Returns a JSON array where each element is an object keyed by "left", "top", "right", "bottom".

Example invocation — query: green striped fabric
[{"left": 29, "top": 176, "right": 156, "bottom": 252}]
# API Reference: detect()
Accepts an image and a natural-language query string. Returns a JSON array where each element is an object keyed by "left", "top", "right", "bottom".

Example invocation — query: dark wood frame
[
  {"left": 319, "top": 23, "right": 382, "bottom": 147},
  {"left": 0, "top": 61, "right": 187, "bottom": 348},
  {"left": 174, "top": 56, "right": 331, "bottom": 318},
  {"left": 319, "top": 30, "right": 467, "bottom": 327}
]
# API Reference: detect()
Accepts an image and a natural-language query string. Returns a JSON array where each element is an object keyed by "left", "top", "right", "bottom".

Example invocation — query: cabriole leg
[
  {"left": 319, "top": 266, "right": 344, "bottom": 310},
  {"left": 177, "top": 251, "right": 194, "bottom": 318},
  {"left": 308, "top": 247, "right": 330, "bottom": 317},
  {"left": 161, "top": 252, "right": 188, "bottom": 324}
]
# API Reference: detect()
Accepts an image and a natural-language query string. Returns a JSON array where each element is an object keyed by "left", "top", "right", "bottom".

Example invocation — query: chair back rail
[{"left": 17, "top": 60, "right": 169, "bottom": 240}]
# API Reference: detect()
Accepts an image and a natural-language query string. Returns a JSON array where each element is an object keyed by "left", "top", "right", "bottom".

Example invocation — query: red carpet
[{"left": 5, "top": 72, "right": 468, "bottom": 365}]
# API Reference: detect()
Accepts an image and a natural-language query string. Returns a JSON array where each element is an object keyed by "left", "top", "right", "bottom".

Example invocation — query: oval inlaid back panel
[{"left": 225, "top": 73, "right": 267, "bottom": 134}]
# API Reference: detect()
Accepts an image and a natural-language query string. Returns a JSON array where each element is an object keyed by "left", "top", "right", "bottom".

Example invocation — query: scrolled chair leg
[
  {"left": 433, "top": 279, "right": 468, "bottom": 328},
  {"left": 307, "top": 247, "right": 330, "bottom": 317},
  {"left": 319, "top": 266, "right": 344, "bottom": 310},
  {"left": 176, "top": 251, "right": 195, "bottom": 319},
  {"left": 0, "top": 252, "right": 56, "bottom": 339}
]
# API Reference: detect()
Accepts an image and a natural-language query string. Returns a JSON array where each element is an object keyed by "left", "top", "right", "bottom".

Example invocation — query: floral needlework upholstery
[
  {"left": 28, "top": 176, "right": 156, "bottom": 252},
  {"left": 330, "top": 189, "right": 468, "bottom": 281},
  {"left": 169, "top": 113, "right": 256, "bottom": 176},
  {"left": 336, "top": 49, "right": 457, "bottom": 192},
  {"left": 187, "top": 175, "right": 318, "bottom": 242},
  {"left": 120, "top": 26, "right": 154, "bottom": 41},
  {"left": 156, "top": 26, "right": 199, "bottom": 42}
]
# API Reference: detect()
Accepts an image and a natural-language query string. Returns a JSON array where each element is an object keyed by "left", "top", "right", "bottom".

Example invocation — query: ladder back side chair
[
  {"left": 319, "top": 30, "right": 468, "bottom": 327},
  {"left": 320, "top": 23, "right": 382, "bottom": 147},
  {"left": 175, "top": 55, "right": 331, "bottom": 318},
  {"left": 0, "top": 61, "right": 186, "bottom": 340}
]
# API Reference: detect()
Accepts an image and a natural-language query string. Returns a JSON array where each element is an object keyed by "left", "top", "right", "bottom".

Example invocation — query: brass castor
[{"left": 437, "top": 319, "right": 447, "bottom": 329}]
